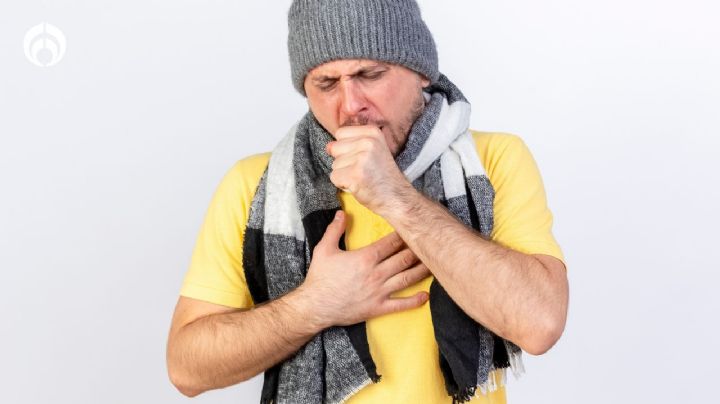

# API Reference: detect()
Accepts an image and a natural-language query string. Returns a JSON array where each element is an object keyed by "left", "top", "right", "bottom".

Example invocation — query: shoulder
[
  {"left": 468, "top": 130, "right": 530, "bottom": 180},
  {"left": 469, "top": 130, "right": 566, "bottom": 264},
  {"left": 179, "top": 152, "right": 271, "bottom": 310},
  {"left": 226, "top": 152, "right": 272, "bottom": 183},
  {"left": 469, "top": 129, "right": 524, "bottom": 148},
  {"left": 219, "top": 152, "right": 272, "bottom": 199},
  {"left": 202, "top": 151, "right": 272, "bottom": 220}
]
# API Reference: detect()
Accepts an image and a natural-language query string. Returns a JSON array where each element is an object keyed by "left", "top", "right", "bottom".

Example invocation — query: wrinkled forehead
[{"left": 307, "top": 59, "right": 390, "bottom": 78}]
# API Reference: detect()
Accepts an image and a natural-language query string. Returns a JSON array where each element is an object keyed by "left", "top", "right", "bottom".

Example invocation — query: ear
[{"left": 419, "top": 74, "right": 431, "bottom": 88}]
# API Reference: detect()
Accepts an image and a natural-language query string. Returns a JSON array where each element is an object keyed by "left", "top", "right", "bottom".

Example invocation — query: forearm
[
  {"left": 167, "top": 289, "right": 321, "bottom": 396},
  {"left": 380, "top": 185, "right": 565, "bottom": 354}
]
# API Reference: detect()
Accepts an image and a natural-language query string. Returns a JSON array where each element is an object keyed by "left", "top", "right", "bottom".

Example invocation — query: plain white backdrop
[{"left": 1, "top": 1, "right": 718, "bottom": 403}]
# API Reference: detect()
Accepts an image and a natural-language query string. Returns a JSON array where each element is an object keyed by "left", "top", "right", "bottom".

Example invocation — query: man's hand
[
  {"left": 326, "top": 125, "right": 411, "bottom": 213},
  {"left": 295, "top": 210, "right": 431, "bottom": 329},
  {"left": 167, "top": 211, "right": 431, "bottom": 397}
]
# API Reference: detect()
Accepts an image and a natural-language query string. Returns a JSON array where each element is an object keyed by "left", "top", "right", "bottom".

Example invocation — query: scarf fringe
[
  {"left": 477, "top": 368, "right": 503, "bottom": 397},
  {"left": 507, "top": 345, "right": 526, "bottom": 380},
  {"left": 475, "top": 349, "right": 526, "bottom": 398},
  {"left": 451, "top": 386, "right": 477, "bottom": 404}
]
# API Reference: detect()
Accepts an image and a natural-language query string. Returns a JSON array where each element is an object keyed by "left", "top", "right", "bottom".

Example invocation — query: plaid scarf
[{"left": 242, "top": 74, "right": 524, "bottom": 404}]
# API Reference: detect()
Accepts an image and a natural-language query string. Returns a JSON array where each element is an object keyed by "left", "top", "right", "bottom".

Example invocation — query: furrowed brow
[
  {"left": 311, "top": 62, "right": 390, "bottom": 83},
  {"left": 356, "top": 63, "right": 389, "bottom": 75},
  {"left": 312, "top": 75, "right": 338, "bottom": 84}
]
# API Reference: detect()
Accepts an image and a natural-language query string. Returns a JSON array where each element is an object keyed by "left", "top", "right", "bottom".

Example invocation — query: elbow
[
  {"left": 167, "top": 355, "right": 256, "bottom": 397},
  {"left": 168, "top": 364, "right": 205, "bottom": 398},
  {"left": 176, "top": 385, "right": 203, "bottom": 399},
  {"left": 167, "top": 332, "right": 211, "bottom": 397},
  {"left": 521, "top": 313, "right": 566, "bottom": 356},
  {"left": 167, "top": 345, "right": 208, "bottom": 398},
  {"left": 523, "top": 332, "right": 560, "bottom": 356}
]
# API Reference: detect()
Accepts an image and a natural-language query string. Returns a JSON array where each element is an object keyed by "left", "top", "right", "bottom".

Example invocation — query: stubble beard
[{"left": 389, "top": 88, "right": 426, "bottom": 157}]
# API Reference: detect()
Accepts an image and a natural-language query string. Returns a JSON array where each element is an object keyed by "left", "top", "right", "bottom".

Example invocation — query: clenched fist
[{"left": 326, "top": 125, "right": 412, "bottom": 214}]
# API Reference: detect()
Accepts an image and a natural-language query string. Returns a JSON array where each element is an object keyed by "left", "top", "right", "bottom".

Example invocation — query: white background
[{"left": 1, "top": 1, "right": 718, "bottom": 403}]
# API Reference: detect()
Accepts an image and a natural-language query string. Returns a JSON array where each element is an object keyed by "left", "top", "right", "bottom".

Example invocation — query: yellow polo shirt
[{"left": 179, "top": 130, "right": 566, "bottom": 403}]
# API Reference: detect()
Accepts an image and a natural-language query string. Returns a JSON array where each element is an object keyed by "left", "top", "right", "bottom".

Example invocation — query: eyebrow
[{"left": 311, "top": 63, "right": 390, "bottom": 84}]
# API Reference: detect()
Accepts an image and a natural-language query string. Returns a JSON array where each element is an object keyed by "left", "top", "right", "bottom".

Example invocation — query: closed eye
[
  {"left": 312, "top": 66, "right": 389, "bottom": 92},
  {"left": 317, "top": 79, "right": 338, "bottom": 91},
  {"left": 360, "top": 70, "right": 386, "bottom": 80}
]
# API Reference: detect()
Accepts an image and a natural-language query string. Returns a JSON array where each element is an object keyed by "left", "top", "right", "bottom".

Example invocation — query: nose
[{"left": 338, "top": 79, "right": 368, "bottom": 120}]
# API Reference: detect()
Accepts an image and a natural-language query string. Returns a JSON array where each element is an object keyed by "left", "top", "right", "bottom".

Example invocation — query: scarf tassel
[
  {"left": 451, "top": 386, "right": 477, "bottom": 404},
  {"left": 452, "top": 349, "right": 525, "bottom": 403},
  {"left": 475, "top": 349, "right": 526, "bottom": 398}
]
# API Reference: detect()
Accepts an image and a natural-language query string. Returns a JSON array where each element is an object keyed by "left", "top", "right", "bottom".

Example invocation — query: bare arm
[
  {"left": 325, "top": 125, "right": 568, "bottom": 356},
  {"left": 166, "top": 291, "right": 320, "bottom": 397},
  {"left": 378, "top": 185, "right": 569, "bottom": 356},
  {"left": 167, "top": 210, "right": 430, "bottom": 397}
]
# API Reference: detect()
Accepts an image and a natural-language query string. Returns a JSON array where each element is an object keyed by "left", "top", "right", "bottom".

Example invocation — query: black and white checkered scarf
[{"left": 242, "top": 74, "right": 525, "bottom": 404}]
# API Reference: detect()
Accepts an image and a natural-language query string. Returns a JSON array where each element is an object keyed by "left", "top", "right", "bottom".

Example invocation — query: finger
[
  {"left": 327, "top": 137, "right": 374, "bottom": 158},
  {"left": 329, "top": 166, "right": 354, "bottom": 192},
  {"left": 379, "top": 291, "right": 429, "bottom": 315},
  {"left": 360, "top": 231, "right": 405, "bottom": 263},
  {"left": 316, "top": 210, "right": 347, "bottom": 253},
  {"left": 376, "top": 248, "right": 419, "bottom": 279},
  {"left": 331, "top": 150, "right": 364, "bottom": 171},
  {"left": 383, "top": 263, "right": 432, "bottom": 293},
  {"left": 335, "top": 125, "right": 383, "bottom": 141}
]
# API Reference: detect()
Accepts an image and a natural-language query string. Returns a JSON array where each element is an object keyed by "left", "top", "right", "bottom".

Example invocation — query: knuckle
[
  {"left": 353, "top": 164, "right": 364, "bottom": 178},
  {"left": 356, "top": 150, "right": 369, "bottom": 163},
  {"left": 367, "top": 305, "right": 383, "bottom": 319},
  {"left": 396, "top": 299, "right": 413, "bottom": 311},
  {"left": 359, "top": 254, "right": 376, "bottom": 271},
  {"left": 330, "top": 170, "right": 342, "bottom": 185},
  {"left": 402, "top": 250, "right": 415, "bottom": 266},
  {"left": 382, "top": 301, "right": 398, "bottom": 314},
  {"left": 367, "top": 269, "right": 382, "bottom": 284},
  {"left": 391, "top": 236, "right": 403, "bottom": 249},
  {"left": 371, "top": 248, "right": 382, "bottom": 263}
]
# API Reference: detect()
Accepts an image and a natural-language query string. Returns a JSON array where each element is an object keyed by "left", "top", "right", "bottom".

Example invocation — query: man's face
[{"left": 304, "top": 59, "right": 430, "bottom": 157}]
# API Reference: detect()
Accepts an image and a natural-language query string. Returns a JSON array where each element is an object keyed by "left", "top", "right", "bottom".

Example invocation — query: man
[{"left": 166, "top": 1, "right": 568, "bottom": 403}]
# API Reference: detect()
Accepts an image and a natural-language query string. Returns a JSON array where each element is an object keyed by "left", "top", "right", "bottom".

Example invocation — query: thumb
[{"left": 317, "top": 210, "right": 346, "bottom": 252}]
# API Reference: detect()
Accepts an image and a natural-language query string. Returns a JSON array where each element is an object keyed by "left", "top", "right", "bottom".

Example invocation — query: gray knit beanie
[{"left": 288, "top": 0, "right": 439, "bottom": 96}]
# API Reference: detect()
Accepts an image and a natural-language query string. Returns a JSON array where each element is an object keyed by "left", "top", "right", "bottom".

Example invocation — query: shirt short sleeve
[
  {"left": 472, "top": 131, "right": 566, "bottom": 267},
  {"left": 179, "top": 153, "right": 271, "bottom": 308}
]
